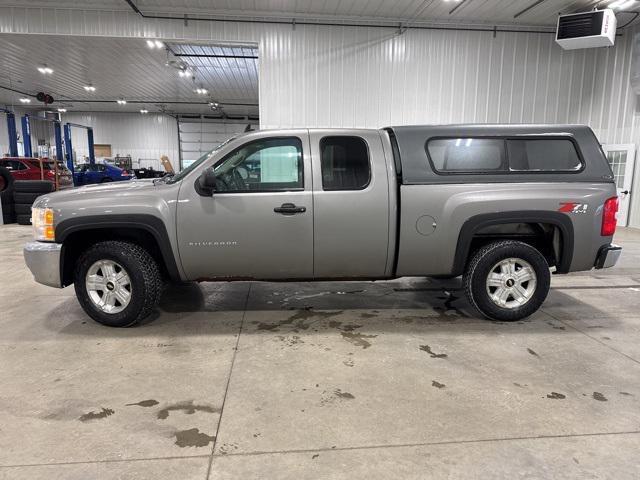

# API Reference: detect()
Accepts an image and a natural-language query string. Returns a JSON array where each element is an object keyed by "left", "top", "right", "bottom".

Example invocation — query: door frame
[{"left": 602, "top": 143, "right": 636, "bottom": 227}]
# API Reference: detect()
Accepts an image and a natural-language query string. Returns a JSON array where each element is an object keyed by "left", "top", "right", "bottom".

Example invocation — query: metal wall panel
[{"left": 1, "top": 6, "right": 639, "bottom": 226}]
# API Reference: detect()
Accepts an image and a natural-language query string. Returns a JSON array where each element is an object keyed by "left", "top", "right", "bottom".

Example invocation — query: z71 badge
[{"left": 558, "top": 202, "right": 588, "bottom": 214}]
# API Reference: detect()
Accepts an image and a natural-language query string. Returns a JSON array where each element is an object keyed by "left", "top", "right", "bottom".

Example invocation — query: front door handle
[{"left": 274, "top": 203, "right": 306, "bottom": 215}]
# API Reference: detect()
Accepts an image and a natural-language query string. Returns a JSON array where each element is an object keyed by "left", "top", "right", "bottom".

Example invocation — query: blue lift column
[
  {"left": 53, "top": 122, "right": 63, "bottom": 162},
  {"left": 87, "top": 127, "right": 95, "bottom": 164},
  {"left": 6, "top": 112, "right": 18, "bottom": 157},
  {"left": 21, "top": 115, "right": 32, "bottom": 157},
  {"left": 63, "top": 123, "right": 74, "bottom": 173}
]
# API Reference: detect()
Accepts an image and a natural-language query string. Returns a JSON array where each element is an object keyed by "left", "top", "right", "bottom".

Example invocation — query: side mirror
[{"left": 196, "top": 168, "right": 217, "bottom": 196}]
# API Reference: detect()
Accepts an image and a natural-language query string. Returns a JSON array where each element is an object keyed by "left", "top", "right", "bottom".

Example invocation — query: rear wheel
[
  {"left": 463, "top": 240, "right": 551, "bottom": 321},
  {"left": 74, "top": 241, "right": 163, "bottom": 327}
]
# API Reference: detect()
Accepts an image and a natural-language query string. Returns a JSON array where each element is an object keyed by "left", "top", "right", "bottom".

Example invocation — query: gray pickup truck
[{"left": 24, "top": 124, "right": 621, "bottom": 327}]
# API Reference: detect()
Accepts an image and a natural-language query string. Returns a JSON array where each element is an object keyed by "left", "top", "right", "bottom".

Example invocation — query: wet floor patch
[
  {"left": 78, "top": 407, "right": 114, "bottom": 422},
  {"left": 174, "top": 428, "right": 215, "bottom": 448},
  {"left": 157, "top": 400, "right": 220, "bottom": 420},
  {"left": 419, "top": 345, "right": 447, "bottom": 358},
  {"left": 593, "top": 392, "right": 608, "bottom": 402},
  {"left": 546, "top": 392, "right": 566, "bottom": 400},
  {"left": 126, "top": 399, "right": 159, "bottom": 407},
  {"left": 432, "top": 380, "right": 446, "bottom": 389}
]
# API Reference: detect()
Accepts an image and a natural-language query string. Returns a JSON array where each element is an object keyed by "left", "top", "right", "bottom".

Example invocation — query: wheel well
[
  {"left": 61, "top": 228, "right": 169, "bottom": 286},
  {"left": 468, "top": 222, "right": 563, "bottom": 269}
]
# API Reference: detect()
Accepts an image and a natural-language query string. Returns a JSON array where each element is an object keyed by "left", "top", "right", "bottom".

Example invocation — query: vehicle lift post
[
  {"left": 3, "top": 110, "right": 19, "bottom": 157},
  {"left": 21, "top": 115, "right": 32, "bottom": 157}
]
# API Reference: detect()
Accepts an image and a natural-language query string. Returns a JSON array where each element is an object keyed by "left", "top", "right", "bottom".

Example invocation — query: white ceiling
[
  {"left": 0, "top": 0, "right": 634, "bottom": 28},
  {"left": 0, "top": 34, "right": 259, "bottom": 117}
]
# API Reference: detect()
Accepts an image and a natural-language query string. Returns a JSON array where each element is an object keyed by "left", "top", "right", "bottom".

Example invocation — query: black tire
[
  {"left": 2, "top": 213, "right": 16, "bottom": 224},
  {"left": 13, "top": 192, "right": 44, "bottom": 204},
  {"left": 74, "top": 241, "right": 164, "bottom": 327},
  {"left": 13, "top": 180, "right": 55, "bottom": 193},
  {"left": 16, "top": 214, "right": 32, "bottom": 225},
  {"left": 101, "top": 177, "right": 113, "bottom": 183},
  {"left": 2, "top": 202, "right": 15, "bottom": 215},
  {"left": 0, "top": 166, "right": 13, "bottom": 193},
  {"left": 14, "top": 204, "right": 32, "bottom": 215},
  {"left": 463, "top": 240, "right": 551, "bottom": 322}
]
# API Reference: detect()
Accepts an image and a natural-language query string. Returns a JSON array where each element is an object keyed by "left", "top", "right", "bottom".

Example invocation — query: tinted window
[
  {"left": 213, "top": 137, "right": 303, "bottom": 192},
  {"left": 320, "top": 136, "right": 370, "bottom": 190},
  {"left": 427, "top": 138, "right": 505, "bottom": 173},
  {"left": 507, "top": 139, "right": 582, "bottom": 171}
]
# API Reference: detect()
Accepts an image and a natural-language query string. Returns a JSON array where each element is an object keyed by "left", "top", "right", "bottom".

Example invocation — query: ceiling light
[
  {"left": 146, "top": 39, "right": 164, "bottom": 49},
  {"left": 140, "top": 109, "right": 148, "bottom": 114},
  {"left": 19, "top": 98, "right": 31, "bottom": 103},
  {"left": 84, "top": 85, "right": 96, "bottom": 92},
  {"left": 37, "top": 66, "right": 53, "bottom": 74},
  {"left": 57, "top": 108, "right": 67, "bottom": 113},
  {"left": 609, "top": 0, "right": 635, "bottom": 8},
  {"left": 195, "top": 88, "right": 208, "bottom": 95},
  {"left": 209, "top": 101, "right": 219, "bottom": 109},
  {"left": 178, "top": 69, "right": 191, "bottom": 78},
  {"left": 117, "top": 99, "right": 127, "bottom": 105}
]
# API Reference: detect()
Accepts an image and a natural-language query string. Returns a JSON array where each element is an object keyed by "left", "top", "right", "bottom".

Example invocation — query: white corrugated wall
[{"left": 1, "top": 6, "right": 639, "bottom": 225}]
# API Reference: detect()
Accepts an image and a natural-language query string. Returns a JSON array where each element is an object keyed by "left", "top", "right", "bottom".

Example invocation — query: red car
[{"left": 0, "top": 157, "right": 74, "bottom": 190}]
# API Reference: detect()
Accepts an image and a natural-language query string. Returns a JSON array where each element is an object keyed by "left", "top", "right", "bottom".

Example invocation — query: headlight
[{"left": 32, "top": 207, "right": 55, "bottom": 242}]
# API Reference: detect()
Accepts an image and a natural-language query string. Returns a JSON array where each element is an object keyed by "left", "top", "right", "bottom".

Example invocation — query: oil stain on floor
[
  {"left": 78, "top": 407, "right": 114, "bottom": 422},
  {"left": 157, "top": 400, "right": 220, "bottom": 420},
  {"left": 174, "top": 428, "right": 215, "bottom": 448}
]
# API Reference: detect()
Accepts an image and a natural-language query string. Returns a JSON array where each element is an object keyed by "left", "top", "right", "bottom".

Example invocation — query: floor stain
[
  {"left": 359, "top": 312, "right": 377, "bottom": 319},
  {"left": 343, "top": 359, "right": 355, "bottom": 367},
  {"left": 79, "top": 407, "right": 114, "bottom": 422},
  {"left": 619, "top": 392, "right": 633, "bottom": 396},
  {"left": 312, "top": 454, "right": 319, "bottom": 459},
  {"left": 527, "top": 348, "right": 539, "bottom": 357},
  {"left": 592, "top": 392, "right": 608, "bottom": 402},
  {"left": 157, "top": 401, "right": 220, "bottom": 420},
  {"left": 255, "top": 308, "right": 343, "bottom": 332},
  {"left": 126, "top": 399, "right": 159, "bottom": 408},
  {"left": 513, "top": 382, "right": 528, "bottom": 388},
  {"left": 174, "top": 428, "right": 215, "bottom": 448},
  {"left": 432, "top": 380, "right": 446, "bottom": 389},
  {"left": 341, "top": 331, "right": 377, "bottom": 349},
  {"left": 334, "top": 389, "right": 355, "bottom": 400},
  {"left": 434, "top": 291, "right": 465, "bottom": 316},
  {"left": 419, "top": 345, "right": 448, "bottom": 358},
  {"left": 546, "top": 392, "right": 566, "bottom": 400},
  {"left": 276, "top": 335, "right": 304, "bottom": 347}
]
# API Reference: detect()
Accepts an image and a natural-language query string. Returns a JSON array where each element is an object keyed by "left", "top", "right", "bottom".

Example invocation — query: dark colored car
[
  {"left": 73, "top": 163, "right": 135, "bottom": 185},
  {"left": 0, "top": 157, "right": 74, "bottom": 190}
]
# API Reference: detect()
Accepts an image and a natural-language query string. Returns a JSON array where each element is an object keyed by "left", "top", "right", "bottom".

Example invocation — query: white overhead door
[
  {"left": 602, "top": 144, "right": 635, "bottom": 227},
  {"left": 178, "top": 120, "right": 255, "bottom": 169}
]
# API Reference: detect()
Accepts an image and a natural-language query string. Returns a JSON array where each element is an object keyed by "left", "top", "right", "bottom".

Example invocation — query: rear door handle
[{"left": 274, "top": 203, "right": 306, "bottom": 215}]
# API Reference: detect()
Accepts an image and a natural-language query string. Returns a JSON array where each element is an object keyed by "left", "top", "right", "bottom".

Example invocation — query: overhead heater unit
[{"left": 555, "top": 9, "right": 616, "bottom": 50}]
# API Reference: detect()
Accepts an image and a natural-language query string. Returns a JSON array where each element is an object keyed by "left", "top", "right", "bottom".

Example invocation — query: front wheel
[
  {"left": 74, "top": 241, "right": 163, "bottom": 327},
  {"left": 463, "top": 240, "right": 551, "bottom": 322}
]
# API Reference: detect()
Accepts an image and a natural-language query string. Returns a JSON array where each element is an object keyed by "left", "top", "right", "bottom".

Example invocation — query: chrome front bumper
[
  {"left": 23, "top": 242, "right": 63, "bottom": 288},
  {"left": 594, "top": 244, "right": 622, "bottom": 269}
]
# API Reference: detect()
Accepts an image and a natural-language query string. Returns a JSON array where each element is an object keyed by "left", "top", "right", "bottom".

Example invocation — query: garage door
[{"left": 178, "top": 119, "right": 255, "bottom": 169}]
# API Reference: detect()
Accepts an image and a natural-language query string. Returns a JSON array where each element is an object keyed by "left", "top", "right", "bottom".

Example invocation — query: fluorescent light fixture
[
  {"left": 195, "top": 88, "right": 208, "bottom": 95},
  {"left": 84, "top": 85, "right": 96, "bottom": 92},
  {"left": 117, "top": 99, "right": 127, "bottom": 105},
  {"left": 140, "top": 109, "right": 148, "bottom": 114},
  {"left": 57, "top": 108, "right": 67, "bottom": 113},
  {"left": 37, "top": 66, "right": 53, "bottom": 74},
  {"left": 19, "top": 98, "right": 31, "bottom": 103},
  {"left": 178, "top": 69, "right": 191, "bottom": 78},
  {"left": 146, "top": 39, "right": 164, "bottom": 49}
]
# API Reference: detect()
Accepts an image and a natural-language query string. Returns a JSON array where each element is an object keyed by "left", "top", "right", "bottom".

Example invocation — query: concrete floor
[{"left": 1, "top": 225, "right": 639, "bottom": 479}]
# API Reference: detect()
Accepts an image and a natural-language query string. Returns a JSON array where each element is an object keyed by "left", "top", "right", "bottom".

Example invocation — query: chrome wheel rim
[
  {"left": 86, "top": 260, "right": 132, "bottom": 314},
  {"left": 486, "top": 257, "right": 537, "bottom": 309}
]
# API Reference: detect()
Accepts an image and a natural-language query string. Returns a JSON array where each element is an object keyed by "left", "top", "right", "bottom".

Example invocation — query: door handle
[
  {"left": 621, "top": 190, "right": 630, "bottom": 195},
  {"left": 274, "top": 203, "right": 306, "bottom": 215}
]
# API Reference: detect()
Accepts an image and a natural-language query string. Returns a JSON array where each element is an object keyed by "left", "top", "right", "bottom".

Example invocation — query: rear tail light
[{"left": 601, "top": 196, "right": 618, "bottom": 236}]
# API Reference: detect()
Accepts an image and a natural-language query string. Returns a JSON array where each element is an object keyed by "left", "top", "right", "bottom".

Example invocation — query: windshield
[{"left": 166, "top": 135, "right": 239, "bottom": 184}]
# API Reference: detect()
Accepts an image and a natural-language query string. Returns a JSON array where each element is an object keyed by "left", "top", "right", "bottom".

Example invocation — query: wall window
[
  {"left": 213, "top": 137, "right": 303, "bottom": 192},
  {"left": 320, "top": 136, "right": 370, "bottom": 190},
  {"left": 427, "top": 138, "right": 505, "bottom": 173},
  {"left": 507, "top": 139, "right": 582, "bottom": 172}
]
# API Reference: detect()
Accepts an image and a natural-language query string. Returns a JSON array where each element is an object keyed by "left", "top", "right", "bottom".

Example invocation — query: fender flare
[
  {"left": 452, "top": 210, "right": 574, "bottom": 276},
  {"left": 56, "top": 214, "right": 181, "bottom": 282}
]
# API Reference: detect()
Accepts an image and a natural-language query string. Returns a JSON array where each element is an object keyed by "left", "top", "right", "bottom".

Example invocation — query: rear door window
[
  {"left": 320, "top": 136, "right": 371, "bottom": 190},
  {"left": 427, "top": 138, "right": 506, "bottom": 173},
  {"left": 507, "top": 139, "right": 583, "bottom": 171}
]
